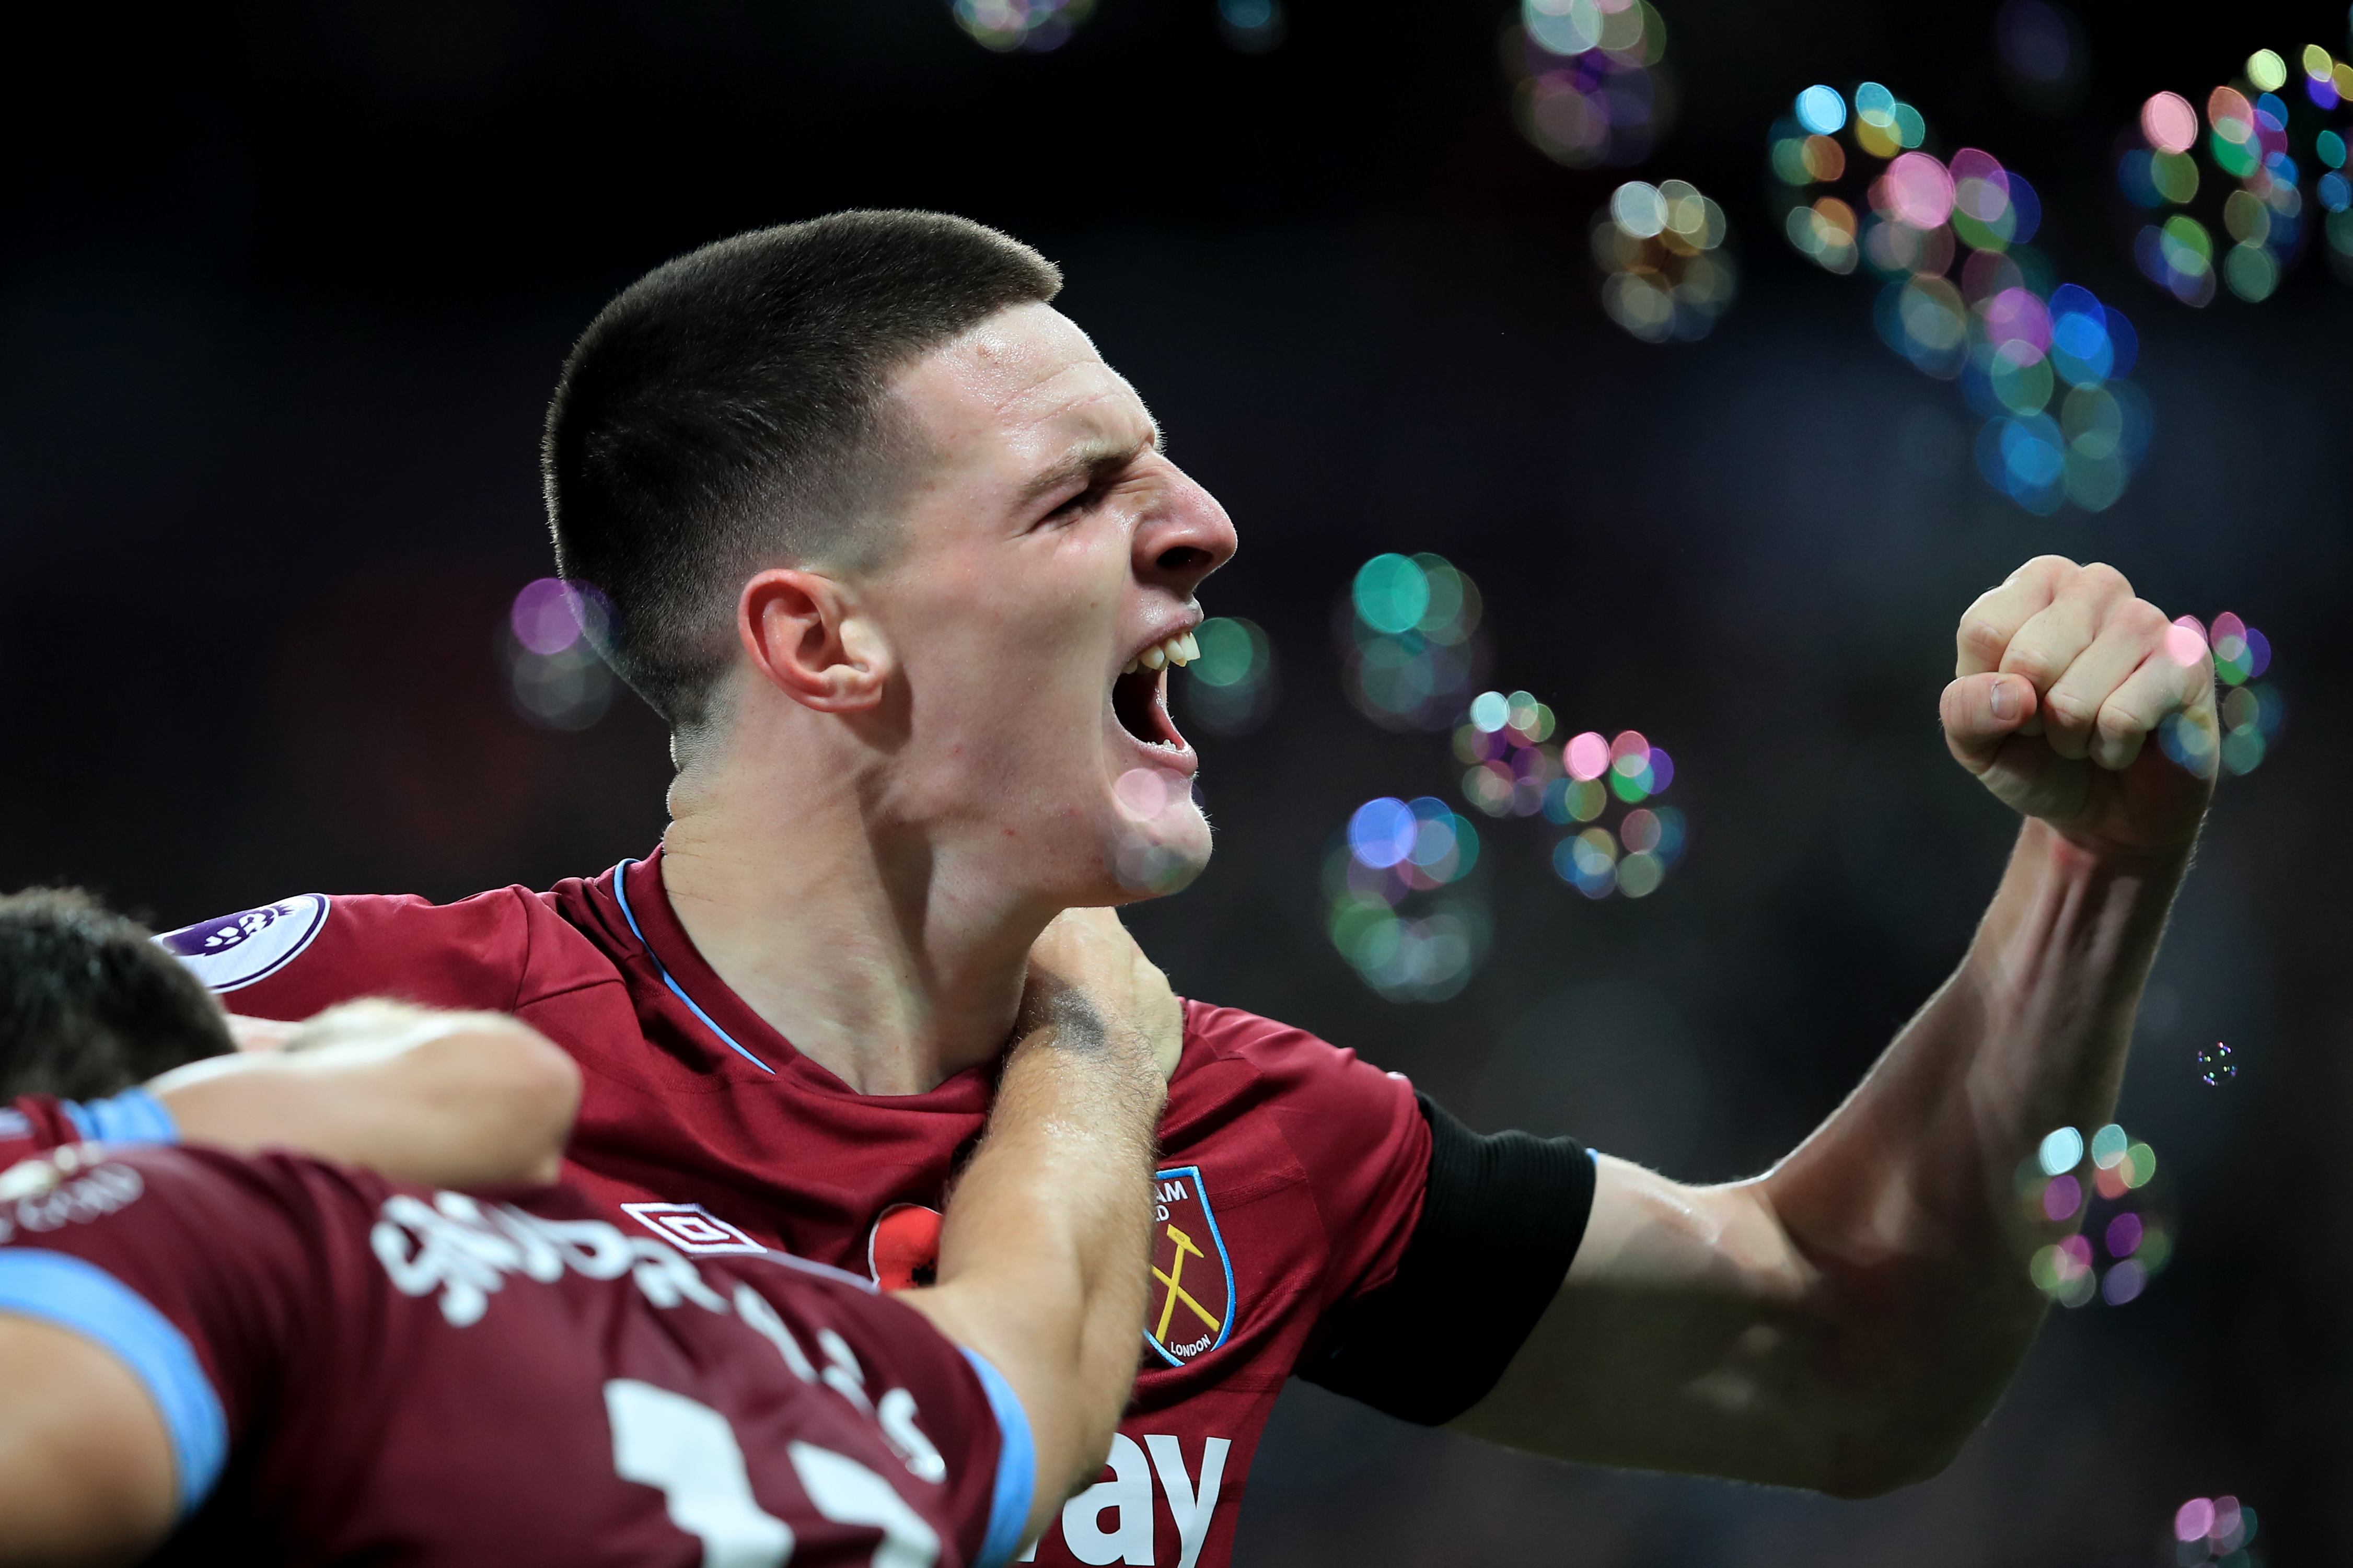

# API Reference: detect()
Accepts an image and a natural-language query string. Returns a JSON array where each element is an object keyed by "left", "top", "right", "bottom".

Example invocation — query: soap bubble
[{"left": 2197, "top": 1042, "right": 2236, "bottom": 1085}]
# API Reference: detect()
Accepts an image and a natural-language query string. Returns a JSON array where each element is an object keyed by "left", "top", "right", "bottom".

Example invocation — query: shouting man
[{"left": 164, "top": 212, "right": 2218, "bottom": 1566}]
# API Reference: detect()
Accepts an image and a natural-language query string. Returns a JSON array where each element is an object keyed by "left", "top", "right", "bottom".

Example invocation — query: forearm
[
  {"left": 898, "top": 994, "right": 1164, "bottom": 1526},
  {"left": 1778, "top": 819, "right": 2183, "bottom": 1245},
  {"left": 1465, "top": 560, "right": 2213, "bottom": 1491},
  {"left": 148, "top": 1012, "right": 582, "bottom": 1188},
  {"left": 1463, "top": 821, "right": 2190, "bottom": 1488},
  {"left": 1759, "top": 817, "right": 2190, "bottom": 1470}
]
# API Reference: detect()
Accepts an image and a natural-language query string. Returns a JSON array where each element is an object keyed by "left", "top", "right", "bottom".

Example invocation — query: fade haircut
[
  {"left": 543, "top": 210, "right": 1064, "bottom": 734},
  {"left": 0, "top": 888, "right": 234, "bottom": 1100}
]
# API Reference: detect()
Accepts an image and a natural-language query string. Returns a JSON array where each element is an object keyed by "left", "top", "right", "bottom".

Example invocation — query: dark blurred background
[{"left": 3, "top": 1, "right": 2347, "bottom": 1562}]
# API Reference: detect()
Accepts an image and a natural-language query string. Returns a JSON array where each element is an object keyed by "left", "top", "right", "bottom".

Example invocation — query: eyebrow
[{"left": 1016, "top": 426, "right": 1163, "bottom": 510}]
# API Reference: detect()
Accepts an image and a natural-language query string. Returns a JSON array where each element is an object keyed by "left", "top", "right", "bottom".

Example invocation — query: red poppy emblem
[{"left": 867, "top": 1202, "right": 943, "bottom": 1291}]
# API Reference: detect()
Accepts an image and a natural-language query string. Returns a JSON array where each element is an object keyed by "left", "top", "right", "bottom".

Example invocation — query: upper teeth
[{"left": 1123, "top": 631, "right": 1198, "bottom": 676}]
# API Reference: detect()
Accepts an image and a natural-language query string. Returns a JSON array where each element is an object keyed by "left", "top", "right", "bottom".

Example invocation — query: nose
[{"left": 1134, "top": 464, "right": 1238, "bottom": 600}]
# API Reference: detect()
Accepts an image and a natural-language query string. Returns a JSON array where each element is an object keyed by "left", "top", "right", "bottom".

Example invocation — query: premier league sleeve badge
[
  {"left": 1146, "top": 1165, "right": 1236, "bottom": 1367},
  {"left": 154, "top": 896, "right": 331, "bottom": 992}
]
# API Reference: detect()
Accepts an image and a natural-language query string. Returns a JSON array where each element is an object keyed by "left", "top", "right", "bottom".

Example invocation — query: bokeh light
[
  {"left": 1594, "top": 179, "right": 1737, "bottom": 342},
  {"left": 2154, "top": 611, "right": 2283, "bottom": 777},
  {"left": 1215, "top": 0, "right": 1284, "bottom": 54},
  {"left": 1181, "top": 616, "right": 1278, "bottom": 735},
  {"left": 2206, "top": 609, "right": 2284, "bottom": 775},
  {"left": 2021, "top": 1120, "right": 2173, "bottom": 1310},
  {"left": 2174, "top": 1494, "right": 2260, "bottom": 1564},
  {"left": 1772, "top": 83, "right": 2149, "bottom": 512},
  {"left": 502, "top": 578, "right": 614, "bottom": 731},
  {"left": 950, "top": 0, "right": 1092, "bottom": 51},
  {"left": 2123, "top": 49, "right": 2350, "bottom": 300},
  {"left": 1326, "top": 796, "right": 1489, "bottom": 1002},
  {"left": 2199, "top": 1042, "right": 2237, "bottom": 1085},
  {"left": 1343, "top": 560, "right": 1691, "bottom": 974},
  {"left": 511, "top": 577, "right": 607, "bottom": 657},
  {"left": 1995, "top": 1, "right": 2084, "bottom": 112},
  {"left": 1506, "top": 0, "right": 1674, "bottom": 168},
  {"left": 1447, "top": 693, "right": 1687, "bottom": 900},
  {"left": 2142, "top": 90, "right": 2198, "bottom": 155},
  {"left": 1343, "top": 554, "right": 1488, "bottom": 731}
]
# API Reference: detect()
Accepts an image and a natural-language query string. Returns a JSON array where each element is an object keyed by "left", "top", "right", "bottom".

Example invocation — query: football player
[
  {"left": 161, "top": 213, "right": 2218, "bottom": 1565},
  {"left": 0, "top": 887, "right": 578, "bottom": 1189},
  {"left": 0, "top": 904, "right": 1173, "bottom": 1567}
]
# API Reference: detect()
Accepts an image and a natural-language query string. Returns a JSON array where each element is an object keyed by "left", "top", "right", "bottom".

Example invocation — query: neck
[{"left": 657, "top": 751, "right": 1053, "bottom": 1097}]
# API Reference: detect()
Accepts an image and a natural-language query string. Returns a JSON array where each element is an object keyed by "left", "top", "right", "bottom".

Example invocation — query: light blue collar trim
[{"left": 611, "top": 860, "right": 775, "bottom": 1075}]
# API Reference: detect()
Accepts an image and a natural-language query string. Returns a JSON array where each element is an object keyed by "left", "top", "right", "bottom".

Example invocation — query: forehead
[{"left": 891, "top": 302, "right": 1156, "bottom": 473}]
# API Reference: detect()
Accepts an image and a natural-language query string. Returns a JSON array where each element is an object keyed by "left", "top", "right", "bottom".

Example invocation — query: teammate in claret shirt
[
  {"left": 0, "top": 905, "right": 1175, "bottom": 1568},
  {"left": 159, "top": 213, "right": 2221, "bottom": 1564},
  {"left": 0, "top": 887, "right": 581, "bottom": 1191}
]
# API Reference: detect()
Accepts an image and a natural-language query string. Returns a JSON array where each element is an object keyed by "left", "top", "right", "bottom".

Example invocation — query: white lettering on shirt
[
  {"left": 1144, "top": 1435, "right": 1230, "bottom": 1568},
  {"left": 1059, "top": 1433, "right": 1156, "bottom": 1564},
  {"left": 0, "top": 1160, "right": 143, "bottom": 1242},
  {"left": 372, "top": 1192, "right": 733, "bottom": 1326},
  {"left": 369, "top": 1190, "right": 944, "bottom": 1482},
  {"left": 1018, "top": 1430, "right": 1232, "bottom": 1565}
]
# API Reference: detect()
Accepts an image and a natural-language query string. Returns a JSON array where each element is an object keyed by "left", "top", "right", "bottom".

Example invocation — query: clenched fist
[{"left": 1941, "top": 556, "right": 2217, "bottom": 859}]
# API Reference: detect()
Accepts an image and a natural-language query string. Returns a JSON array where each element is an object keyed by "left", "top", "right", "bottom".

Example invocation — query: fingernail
[{"left": 1989, "top": 678, "right": 2015, "bottom": 722}]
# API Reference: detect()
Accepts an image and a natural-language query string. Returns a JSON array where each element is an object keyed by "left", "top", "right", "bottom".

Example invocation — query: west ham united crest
[{"left": 1145, "top": 1165, "right": 1235, "bottom": 1367}]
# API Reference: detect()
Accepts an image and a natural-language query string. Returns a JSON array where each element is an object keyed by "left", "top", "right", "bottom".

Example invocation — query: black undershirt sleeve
[{"left": 1294, "top": 1094, "right": 1596, "bottom": 1425}]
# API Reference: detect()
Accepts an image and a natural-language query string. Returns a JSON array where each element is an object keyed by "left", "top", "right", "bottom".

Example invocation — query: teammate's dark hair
[
  {"left": 0, "top": 888, "right": 234, "bottom": 1099},
  {"left": 543, "top": 210, "right": 1063, "bottom": 734}
]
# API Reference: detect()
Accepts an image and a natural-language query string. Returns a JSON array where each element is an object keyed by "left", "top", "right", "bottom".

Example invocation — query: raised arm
[
  {"left": 1453, "top": 556, "right": 2216, "bottom": 1494},
  {"left": 894, "top": 908, "right": 1170, "bottom": 1545},
  {"left": 147, "top": 1001, "right": 582, "bottom": 1188}
]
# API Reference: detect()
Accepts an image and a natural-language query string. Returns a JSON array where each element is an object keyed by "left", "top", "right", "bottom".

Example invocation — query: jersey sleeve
[
  {"left": 0, "top": 1095, "right": 97, "bottom": 1164},
  {"left": 0, "top": 1145, "right": 328, "bottom": 1519},
  {"left": 1183, "top": 1003, "right": 1432, "bottom": 1319},
  {"left": 953, "top": 1348, "right": 1036, "bottom": 1568},
  {"left": 1296, "top": 1095, "right": 1595, "bottom": 1425},
  {"left": 153, "top": 889, "right": 536, "bottom": 1020}
]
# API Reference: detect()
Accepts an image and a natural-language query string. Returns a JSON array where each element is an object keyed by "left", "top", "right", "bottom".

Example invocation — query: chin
[{"left": 1108, "top": 807, "right": 1212, "bottom": 899}]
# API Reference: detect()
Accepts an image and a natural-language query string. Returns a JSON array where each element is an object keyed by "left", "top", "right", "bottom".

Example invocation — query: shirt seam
[{"left": 509, "top": 886, "right": 534, "bottom": 1016}]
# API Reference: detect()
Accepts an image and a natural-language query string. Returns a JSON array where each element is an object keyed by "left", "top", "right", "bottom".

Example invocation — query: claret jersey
[
  {"left": 158, "top": 855, "right": 1437, "bottom": 1568},
  {"left": 0, "top": 1141, "right": 1031, "bottom": 1568}
]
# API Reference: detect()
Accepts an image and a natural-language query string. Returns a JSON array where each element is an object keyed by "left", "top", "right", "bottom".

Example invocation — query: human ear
[{"left": 738, "top": 569, "right": 894, "bottom": 713}]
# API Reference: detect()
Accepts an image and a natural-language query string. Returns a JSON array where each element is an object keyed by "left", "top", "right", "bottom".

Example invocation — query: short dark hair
[
  {"left": 543, "top": 210, "right": 1064, "bottom": 731},
  {"left": 0, "top": 888, "right": 234, "bottom": 1100}
]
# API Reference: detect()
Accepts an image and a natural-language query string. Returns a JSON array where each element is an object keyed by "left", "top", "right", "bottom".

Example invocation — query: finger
[
  {"left": 1940, "top": 672, "right": 2039, "bottom": 773},
  {"left": 226, "top": 1014, "right": 303, "bottom": 1054},
  {"left": 1954, "top": 555, "right": 2079, "bottom": 676},
  {"left": 1995, "top": 563, "right": 2132, "bottom": 711},
  {"left": 2038, "top": 597, "right": 2170, "bottom": 761},
  {"left": 2091, "top": 642, "right": 2215, "bottom": 773}
]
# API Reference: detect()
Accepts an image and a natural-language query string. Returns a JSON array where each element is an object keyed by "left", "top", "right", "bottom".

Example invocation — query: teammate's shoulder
[{"left": 153, "top": 883, "right": 612, "bottom": 1010}]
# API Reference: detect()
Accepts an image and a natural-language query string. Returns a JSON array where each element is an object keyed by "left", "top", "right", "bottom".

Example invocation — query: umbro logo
[{"left": 619, "top": 1202, "right": 767, "bottom": 1255}]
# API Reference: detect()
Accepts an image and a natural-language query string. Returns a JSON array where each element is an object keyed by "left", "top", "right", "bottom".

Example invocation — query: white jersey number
[{"left": 605, "top": 1379, "right": 941, "bottom": 1568}]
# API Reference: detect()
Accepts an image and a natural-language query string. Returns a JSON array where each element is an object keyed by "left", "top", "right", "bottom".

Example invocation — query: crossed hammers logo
[{"left": 1153, "top": 1223, "right": 1225, "bottom": 1345}]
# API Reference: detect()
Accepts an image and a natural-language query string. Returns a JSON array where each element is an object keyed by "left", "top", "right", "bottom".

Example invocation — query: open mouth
[{"left": 1112, "top": 629, "right": 1198, "bottom": 753}]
